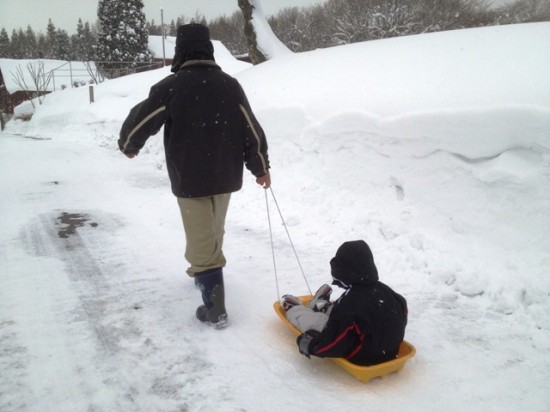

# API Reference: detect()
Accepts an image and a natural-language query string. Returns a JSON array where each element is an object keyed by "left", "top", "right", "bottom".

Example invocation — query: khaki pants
[{"left": 177, "top": 194, "right": 231, "bottom": 276}]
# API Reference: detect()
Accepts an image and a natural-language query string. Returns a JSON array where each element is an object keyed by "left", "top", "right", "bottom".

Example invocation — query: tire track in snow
[
  {"left": 22, "top": 212, "right": 123, "bottom": 354},
  {"left": 17, "top": 211, "right": 141, "bottom": 409},
  {"left": 14, "top": 210, "right": 225, "bottom": 410}
]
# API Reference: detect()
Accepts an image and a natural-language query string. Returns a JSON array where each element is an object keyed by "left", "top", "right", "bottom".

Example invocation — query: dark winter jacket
[
  {"left": 306, "top": 240, "right": 408, "bottom": 366},
  {"left": 118, "top": 26, "right": 269, "bottom": 198}
]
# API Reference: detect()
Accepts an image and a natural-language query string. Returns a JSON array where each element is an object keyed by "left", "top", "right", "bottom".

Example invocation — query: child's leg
[{"left": 286, "top": 305, "right": 329, "bottom": 332}]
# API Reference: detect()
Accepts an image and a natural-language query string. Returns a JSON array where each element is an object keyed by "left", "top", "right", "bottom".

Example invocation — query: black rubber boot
[{"left": 194, "top": 268, "right": 228, "bottom": 329}]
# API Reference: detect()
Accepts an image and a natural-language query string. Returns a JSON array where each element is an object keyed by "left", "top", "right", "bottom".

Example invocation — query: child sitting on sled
[{"left": 281, "top": 240, "right": 408, "bottom": 366}]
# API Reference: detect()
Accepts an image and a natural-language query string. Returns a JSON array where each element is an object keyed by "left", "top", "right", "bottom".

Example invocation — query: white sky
[
  {"left": 0, "top": 0, "right": 326, "bottom": 34},
  {"left": 0, "top": 0, "right": 514, "bottom": 35}
]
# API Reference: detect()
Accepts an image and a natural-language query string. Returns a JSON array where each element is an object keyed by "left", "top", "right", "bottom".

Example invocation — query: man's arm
[
  {"left": 118, "top": 77, "right": 173, "bottom": 157},
  {"left": 237, "top": 84, "right": 270, "bottom": 186}
]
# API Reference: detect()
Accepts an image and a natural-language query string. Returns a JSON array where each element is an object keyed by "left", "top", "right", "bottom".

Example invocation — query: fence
[
  {"left": 47, "top": 60, "right": 164, "bottom": 91},
  {"left": 0, "top": 59, "right": 165, "bottom": 116}
]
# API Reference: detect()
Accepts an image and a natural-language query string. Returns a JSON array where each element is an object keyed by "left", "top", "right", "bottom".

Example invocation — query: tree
[
  {"left": 238, "top": 0, "right": 291, "bottom": 63},
  {"left": 97, "top": 0, "right": 152, "bottom": 75},
  {"left": 497, "top": 0, "right": 550, "bottom": 23},
  {"left": 209, "top": 11, "right": 247, "bottom": 56},
  {"left": 0, "top": 28, "right": 10, "bottom": 58},
  {"left": 24, "top": 25, "right": 38, "bottom": 58},
  {"left": 267, "top": 5, "right": 331, "bottom": 52},
  {"left": 238, "top": 0, "right": 267, "bottom": 64},
  {"left": 72, "top": 19, "right": 96, "bottom": 61},
  {"left": 45, "top": 19, "right": 57, "bottom": 58},
  {"left": 55, "top": 29, "right": 72, "bottom": 60},
  {"left": 169, "top": 20, "right": 177, "bottom": 36},
  {"left": 148, "top": 19, "right": 162, "bottom": 35},
  {"left": 11, "top": 61, "right": 53, "bottom": 108},
  {"left": 9, "top": 29, "right": 25, "bottom": 58},
  {"left": 36, "top": 34, "right": 47, "bottom": 58}
]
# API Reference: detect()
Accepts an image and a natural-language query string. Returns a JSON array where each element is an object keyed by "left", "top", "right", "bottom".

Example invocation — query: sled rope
[
  {"left": 265, "top": 188, "right": 312, "bottom": 298},
  {"left": 264, "top": 189, "right": 281, "bottom": 300}
]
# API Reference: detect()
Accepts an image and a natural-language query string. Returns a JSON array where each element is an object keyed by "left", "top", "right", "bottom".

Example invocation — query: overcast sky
[
  {"left": 0, "top": 0, "right": 514, "bottom": 35},
  {"left": 0, "top": 0, "right": 327, "bottom": 34}
]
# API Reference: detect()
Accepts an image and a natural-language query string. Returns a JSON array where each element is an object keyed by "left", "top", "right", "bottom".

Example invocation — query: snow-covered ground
[{"left": 1, "top": 22, "right": 549, "bottom": 411}]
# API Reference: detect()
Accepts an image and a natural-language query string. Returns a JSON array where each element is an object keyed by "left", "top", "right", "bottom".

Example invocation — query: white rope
[
  {"left": 265, "top": 188, "right": 280, "bottom": 300},
  {"left": 266, "top": 187, "right": 312, "bottom": 297}
]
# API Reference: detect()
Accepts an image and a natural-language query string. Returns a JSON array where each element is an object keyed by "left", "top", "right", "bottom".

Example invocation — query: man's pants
[{"left": 177, "top": 194, "right": 231, "bottom": 276}]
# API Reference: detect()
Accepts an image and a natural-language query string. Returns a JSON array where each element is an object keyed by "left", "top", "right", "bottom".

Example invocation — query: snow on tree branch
[{"left": 239, "top": 0, "right": 291, "bottom": 63}]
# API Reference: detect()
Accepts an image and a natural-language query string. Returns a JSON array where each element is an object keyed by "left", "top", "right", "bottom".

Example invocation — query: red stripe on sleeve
[{"left": 315, "top": 323, "right": 363, "bottom": 355}]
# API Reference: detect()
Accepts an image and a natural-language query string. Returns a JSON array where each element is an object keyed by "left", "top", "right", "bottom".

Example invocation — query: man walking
[{"left": 119, "top": 24, "right": 270, "bottom": 329}]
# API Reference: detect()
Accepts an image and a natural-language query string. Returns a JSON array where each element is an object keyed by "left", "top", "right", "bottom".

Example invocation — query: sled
[{"left": 273, "top": 295, "right": 416, "bottom": 383}]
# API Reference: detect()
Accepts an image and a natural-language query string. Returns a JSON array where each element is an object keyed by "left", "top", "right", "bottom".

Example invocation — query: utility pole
[{"left": 160, "top": 7, "right": 166, "bottom": 66}]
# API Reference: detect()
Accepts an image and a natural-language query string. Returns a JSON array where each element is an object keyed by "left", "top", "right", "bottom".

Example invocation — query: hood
[
  {"left": 330, "top": 240, "right": 379, "bottom": 288},
  {"left": 171, "top": 23, "right": 215, "bottom": 73}
]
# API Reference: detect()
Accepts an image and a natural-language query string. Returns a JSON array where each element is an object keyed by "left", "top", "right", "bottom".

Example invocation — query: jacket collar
[{"left": 179, "top": 60, "right": 219, "bottom": 70}]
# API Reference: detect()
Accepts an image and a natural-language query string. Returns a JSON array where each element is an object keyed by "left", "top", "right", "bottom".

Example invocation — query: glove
[{"left": 297, "top": 330, "right": 321, "bottom": 358}]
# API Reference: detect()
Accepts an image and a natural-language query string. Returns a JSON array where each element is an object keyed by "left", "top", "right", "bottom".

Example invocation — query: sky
[{"left": 0, "top": 0, "right": 326, "bottom": 34}]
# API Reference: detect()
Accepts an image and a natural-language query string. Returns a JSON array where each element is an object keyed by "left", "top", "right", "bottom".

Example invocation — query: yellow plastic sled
[{"left": 273, "top": 295, "right": 416, "bottom": 383}]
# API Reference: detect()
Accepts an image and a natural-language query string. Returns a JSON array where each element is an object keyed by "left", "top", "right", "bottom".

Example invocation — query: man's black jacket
[{"left": 119, "top": 60, "right": 269, "bottom": 198}]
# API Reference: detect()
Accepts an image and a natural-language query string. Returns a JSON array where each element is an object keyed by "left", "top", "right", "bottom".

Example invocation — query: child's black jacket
[{"left": 308, "top": 240, "right": 408, "bottom": 366}]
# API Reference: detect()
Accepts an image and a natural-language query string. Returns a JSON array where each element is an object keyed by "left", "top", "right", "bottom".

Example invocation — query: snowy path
[
  {"left": 1, "top": 132, "right": 549, "bottom": 411},
  {"left": 0, "top": 134, "right": 374, "bottom": 411}
]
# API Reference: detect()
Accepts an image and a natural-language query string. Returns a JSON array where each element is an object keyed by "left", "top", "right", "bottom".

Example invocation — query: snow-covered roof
[
  {"left": 147, "top": 35, "right": 177, "bottom": 60},
  {"left": 0, "top": 59, "right": 96, "bottom": 94}
]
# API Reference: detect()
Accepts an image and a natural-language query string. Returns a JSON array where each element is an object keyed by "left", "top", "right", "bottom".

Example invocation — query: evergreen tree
[
  {"left": 97, "top": 0, "right": 151, "bottom": 74},
  {"left": 37, "top": 34, "right": 47, "bottom": 58},
  {"left": 81, "top": 21, "right": 97, "bottom": 60},
  {"left": 46, "top": 19, "right": 57, "bottom": 58},
  {"left": 0, "top": 28, "right": 10, "bottom": 58},
  {"left": 148, "top": 19, "right": 162, "bottom": 35},
  {"left": 24, "top": 25, "right": 38, "bottom": 58},
  {"left": 55, "top": 29, "right": 72, "bottom": 60},
  {"left": 10, "top": 29, "right": 25, "bottom": 58},
  {"left": 71, "top": 19, "right": 84, "bottom": 60},
  {"left": 72, "top": 18, "right": 96, "bottom": 61},
  {"left": 169, "top": 20, "right": 177, "bottom": 36}
]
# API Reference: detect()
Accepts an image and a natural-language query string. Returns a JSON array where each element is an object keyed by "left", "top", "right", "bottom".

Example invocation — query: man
[
  {"left": 119, "top": 24, "right": 270, "bottom": 329},
  {"left": 282, "top": 240, "right": 408, "bottom": 365}
]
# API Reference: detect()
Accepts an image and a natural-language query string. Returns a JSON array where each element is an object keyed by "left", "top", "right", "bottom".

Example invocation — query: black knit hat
[{"left": 171, "top": 23, "right": 215, "bottom": 72}]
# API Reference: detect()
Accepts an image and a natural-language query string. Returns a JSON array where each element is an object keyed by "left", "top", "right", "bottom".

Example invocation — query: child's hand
[{"left": 297, "top": 330, "right": 321, "bottom": 358}]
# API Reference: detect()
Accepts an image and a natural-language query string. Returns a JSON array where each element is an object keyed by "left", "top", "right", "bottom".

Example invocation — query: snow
[
  {"left": 249, "top": 0, "right": 292, "bottom": 58},
  {"left": 147, "top": 34, "right": 177, "bottom": 59},
  {"left": 1, "top": 22, "right": 549, "bottom": 411}
]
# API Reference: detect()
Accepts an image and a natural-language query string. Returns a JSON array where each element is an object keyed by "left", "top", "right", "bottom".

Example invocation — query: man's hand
[
  {"left": 256, "top": 172, "right": 271, "bottom": 189},
  {"left": 124, "top": 151, "right": 139, "bottom": 159}
]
